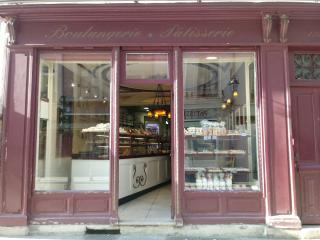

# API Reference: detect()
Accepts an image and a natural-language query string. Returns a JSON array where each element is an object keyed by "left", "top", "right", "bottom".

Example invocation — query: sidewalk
[{"left": 0, "top": 225, "right": 320, "bottom": 240}]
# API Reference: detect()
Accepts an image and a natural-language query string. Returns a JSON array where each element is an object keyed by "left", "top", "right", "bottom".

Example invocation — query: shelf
[
  {"left": 185, "top": 167, "right": 249, "bottom": 172},
  {"left": 119, "top": 143, "right": 159, "bottom": 147},
  {"left": 120, "top": 153, "right": 170, "bottom": 159},
  {"left": 185, "top": 133, "right": 249, "bottom": 139},
  {"left": 185, "top": 150, "right": 246, "bottom": 156}
]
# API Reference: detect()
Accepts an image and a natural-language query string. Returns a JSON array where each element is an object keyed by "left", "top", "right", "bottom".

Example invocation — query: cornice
[{"left": 0, "top": 3, "right": 319, "bottom": 22}]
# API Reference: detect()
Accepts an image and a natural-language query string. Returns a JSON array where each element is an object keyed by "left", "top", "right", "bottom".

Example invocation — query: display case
[
  {"left": 76, "top": 123, "right": 170, "bottom": 159},
  {"left": 183, "top": 52, "right": 259, "bottom": 192},
  {"left": 119, "top": 133, "right": 170, "bottom": 158},
  {"left": 184, "top": 122, "right": 256, "bottom": 191}
]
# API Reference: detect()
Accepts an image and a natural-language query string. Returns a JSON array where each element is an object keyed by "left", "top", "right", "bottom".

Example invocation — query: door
[{"left": 291, "top": 87, "right": 320, "bottom": 224}]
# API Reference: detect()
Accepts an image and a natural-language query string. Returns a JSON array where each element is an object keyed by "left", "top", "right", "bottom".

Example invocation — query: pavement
[{"left": 0, "top": 224, "right": 320, "bottom": 240}]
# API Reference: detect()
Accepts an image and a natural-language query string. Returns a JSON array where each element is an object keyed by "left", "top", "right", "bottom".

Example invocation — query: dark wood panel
[
  {"left": 74, "top": 197, "right": 109, "bottom": 213},
  {"left": 263, "top": 48, "right": 291, "bottom": 215},
  {"left": 226, "top": 197, "right": 262, "bottom": 213},
  {"left": 3, "top": 53, "right": 29, "bottom": 214},
  {"left": 183, "top": 192, "right": 263, "bottom": 215},
  {"left": 300, "top": 171, "right": 320, "bottom": 223},
  {"left": 295, "top": 92, "right": 317, "bottom": 163},
  {"left": 184, "top": 198, "right": 220, "bottom": 214},
  {"left": 291, "top": 87, "right": 320, "bottom": 224},
  {"left": 32, "top": 197, "right": 68, "bottom": 214}
]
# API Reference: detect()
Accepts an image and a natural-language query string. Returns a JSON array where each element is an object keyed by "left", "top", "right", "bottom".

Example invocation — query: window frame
[
  {"left": 33, "top": 49, "right": 113, "bottom": 193},
  {"left": 180, "top": 48, "right": 263, "bottom": 193}
]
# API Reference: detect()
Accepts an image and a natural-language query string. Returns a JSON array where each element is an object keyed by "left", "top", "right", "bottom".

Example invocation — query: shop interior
[{"left": 118, "top": 83, "right": 172, "bottom": 223}]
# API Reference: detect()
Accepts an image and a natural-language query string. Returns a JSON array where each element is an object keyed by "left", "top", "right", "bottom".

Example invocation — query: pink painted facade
[{"left": 0, "top": 2, "right": 320, "bottom": 228}]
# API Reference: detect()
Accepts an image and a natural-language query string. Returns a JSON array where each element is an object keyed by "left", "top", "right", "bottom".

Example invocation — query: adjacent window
[
  {"left": 294, "top": 54, "right": 320, "bottom": 80},
  {"left": 125, "top": 53, "right": 169, "bottom": 81},
  {"left": 35, "top": 52, "right": 111, "bottom": 191},
  {"left": 183, "top": 52, "right": 259, "bottom": 191}
]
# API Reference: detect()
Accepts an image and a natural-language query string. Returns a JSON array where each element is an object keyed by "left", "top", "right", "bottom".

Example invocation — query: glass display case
[
  {"left": 183, "top": 52, "right": 259, "bottom": 192},
  {"left": 79, "top": 124, "right": 170, "bottom": 159},
  {"left": 184, "top": 119, "right": 254, "bottom": 191}
]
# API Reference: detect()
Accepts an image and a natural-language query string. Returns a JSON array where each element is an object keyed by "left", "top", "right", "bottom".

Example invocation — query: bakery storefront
[{"left": 0, "top": 2, "right": 320, "bottom": 228}]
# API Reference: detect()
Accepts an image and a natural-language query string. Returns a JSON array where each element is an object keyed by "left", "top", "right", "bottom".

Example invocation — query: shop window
[
  {"left": 35, "top": 52, "right": 111, "bottom": 191},
  {"left": 183, "top": 52, "right": 259, "bottom": 192},
  {"left": 294, "top": 54, "right": 320, "bottom": 80},
  {"left": 125, "top": 53, "right": 169, "bottom": 81}
]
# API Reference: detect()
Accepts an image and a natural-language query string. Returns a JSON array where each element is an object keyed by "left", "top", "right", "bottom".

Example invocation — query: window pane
[
  {"left": 294, "top": 54, "right": 320, "bottom": 80},
  {"left": 35, "top": 52, "right": 111, "bottom": 191},
  {"left": 183, "top": 52, "right": 259, "bottom": 192},
  {"left": 126, "top": 53, "right": 169, "bottom": 80}
]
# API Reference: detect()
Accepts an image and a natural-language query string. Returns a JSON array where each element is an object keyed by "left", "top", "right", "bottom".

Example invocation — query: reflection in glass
[
  {"left": 126, "top": 53, "right": 169, "bottom": 80},
  {"left": 35, "top": 52, "right": 111, "bottom": 191},
  {"left": 183, "top": 52, "right": 259, "bottom": 192}
]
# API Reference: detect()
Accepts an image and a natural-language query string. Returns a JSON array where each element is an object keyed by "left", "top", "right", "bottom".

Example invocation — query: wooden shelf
[
  {"left": 185, "top": 167, "right": 250, "bottom": 172},
  {"left": 185, "top": 133, "right": 250, "bottom": 139},
  {"left": 185, "top": 150, "right": 246, "bottom": 156}
]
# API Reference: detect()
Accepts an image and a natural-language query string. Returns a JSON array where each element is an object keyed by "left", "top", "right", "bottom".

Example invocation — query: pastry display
[
  {"left": 185, "top": 118, "right": 257, "bottom": 191},
  {"left": 81, "top": 123, "right": 170, "bottom": 159}
]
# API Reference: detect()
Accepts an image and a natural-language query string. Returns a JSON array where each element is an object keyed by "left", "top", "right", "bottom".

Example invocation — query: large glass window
[
  {"left": 35, "top": 52, "right": 111, "bottom": 191},
  {"left": 183, "top": 52, "right": 259, "bottom": 191}
]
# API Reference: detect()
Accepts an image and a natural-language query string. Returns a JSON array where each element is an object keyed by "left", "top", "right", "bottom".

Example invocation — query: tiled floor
[{"left": 119, "top": 184, "right": 172, "bottom": 224}]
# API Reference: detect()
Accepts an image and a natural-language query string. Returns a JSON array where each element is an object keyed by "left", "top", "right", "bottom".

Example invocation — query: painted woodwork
[
  {"left": 291, "top": 87, "right": 320, "bottom": 224},
  {"left": 0, "top": 47, "right": 33, "bottom": 226},
  {"left": 0, "top": 3, "right": 320, "bottom": 227}
]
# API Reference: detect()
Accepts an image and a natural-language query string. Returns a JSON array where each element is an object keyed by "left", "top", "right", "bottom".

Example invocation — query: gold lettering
[
  {"left": 160, "top": 24, "right": 180, "bottom": 38},
  {"left": 45, "top": 25, "right": 68, "bottom": 39},
  {"left": 308, "top": 31, "right": 320, "bottom": 38},
  {"left": 160, "top": 25, "right": 234, "bottom": 39}
]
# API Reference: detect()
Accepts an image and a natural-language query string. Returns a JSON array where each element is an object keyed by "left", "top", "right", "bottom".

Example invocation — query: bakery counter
[
  {"left": 119, "top": 155, "right": 171, "bottom": 199},
  {"left": 70, "top": 154, "right": 171, "bottom": 196}
]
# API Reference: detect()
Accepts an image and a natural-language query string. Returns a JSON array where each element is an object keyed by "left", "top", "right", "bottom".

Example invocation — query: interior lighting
[
  {"left": 168, "top": 112, "right": 171, "bottom": 119},
  {"left": 206, "top": 56, "right": 218, "bottom": 60},
  {"left": 144, "top": 107, "right": 149, "bottom": 110},
  {"left": 147, "top": 111, "right": 153, "bottom": 117},
  {"left": 71, "top": 82, "right": 76, "bottom": 87},
  {"left": 221, "top": 103, "right": 227, "bottom": 109},
  {"left": 154, "top": 109, "right": 166, "bottom": 116},
  {"left": 226, "top": 98, "right": 232, "bottom": 104},
  {"left": 233, "top": 91, "right": 239, "bottom": 97}
]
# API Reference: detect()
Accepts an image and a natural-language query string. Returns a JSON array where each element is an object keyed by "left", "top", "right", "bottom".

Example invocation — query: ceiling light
[
  {"left": 206, "top": 56, "right": 218, "bottom": 60},
  {"left": 144, "top": 107, "right": 149, "bottom": 110}
]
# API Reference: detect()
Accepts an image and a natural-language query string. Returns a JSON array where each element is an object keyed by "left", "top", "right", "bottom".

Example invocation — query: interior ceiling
[{"left": 120, "top": 84, "right": 171, "bottom": 107}]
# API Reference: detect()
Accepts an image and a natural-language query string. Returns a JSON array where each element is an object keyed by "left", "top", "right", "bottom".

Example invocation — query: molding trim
[
  {"left": 280, "top": 14, "right": 290, "bottom": 43},
  {"left": 1, "top": 4, "right": 320, "bottom": 22},
  {"left": 0, "top": 215, "right": 28, "bottom": 226},
  {"left": 266, "top": 215, "right": 301, "bottom": 229},
  {"left": 262, "top": 14, "right": 273, "bottom": 43},
  {"left": 0, "top": 16, "right": 15, "bottom": 45}
]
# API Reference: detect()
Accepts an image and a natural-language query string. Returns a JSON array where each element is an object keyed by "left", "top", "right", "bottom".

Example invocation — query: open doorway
[{"left": 118, "top": 83, "right": 172, "bottom": 223}]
